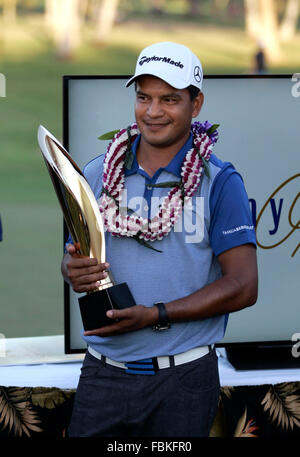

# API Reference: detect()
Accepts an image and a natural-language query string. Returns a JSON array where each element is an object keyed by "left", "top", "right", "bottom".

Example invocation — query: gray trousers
[{"left": 68, "top": 348, "right": 220, "bottom": 437}]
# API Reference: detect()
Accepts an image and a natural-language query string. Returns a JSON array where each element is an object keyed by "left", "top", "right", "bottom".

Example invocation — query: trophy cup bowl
[{"left": 37, "top": 125, "right": 136, "bottom": 330}]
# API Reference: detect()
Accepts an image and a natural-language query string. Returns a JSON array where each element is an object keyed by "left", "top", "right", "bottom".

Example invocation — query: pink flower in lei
[{"left": 99, "top": 121, "right": 218, "bottom": 249}]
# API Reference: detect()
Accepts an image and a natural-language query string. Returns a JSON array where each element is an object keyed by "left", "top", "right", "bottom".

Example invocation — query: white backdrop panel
[{"left": 65, "top": 76, "right": 300, "bottom": 351}]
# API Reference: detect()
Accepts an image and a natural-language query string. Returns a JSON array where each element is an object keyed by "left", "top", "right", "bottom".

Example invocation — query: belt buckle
[{"left": 152, "top": 357, "right": 159, "bottom": 372}]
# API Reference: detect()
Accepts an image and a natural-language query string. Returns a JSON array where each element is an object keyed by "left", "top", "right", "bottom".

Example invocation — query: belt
[{"left": 88, "top": 345, "right": 212, "bottom": 375}]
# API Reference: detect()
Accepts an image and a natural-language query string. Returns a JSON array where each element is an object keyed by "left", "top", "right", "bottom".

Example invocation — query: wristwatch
[{"left": 153, "top": 302, "right": 171, "bottom": 331}]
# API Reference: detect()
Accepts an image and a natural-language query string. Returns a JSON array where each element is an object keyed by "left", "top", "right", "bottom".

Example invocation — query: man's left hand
[{"left": 83, "top": 305, "right": 158, "bottom": 337}]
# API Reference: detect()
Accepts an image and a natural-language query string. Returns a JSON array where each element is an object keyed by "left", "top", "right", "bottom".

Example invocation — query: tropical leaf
[
  {"left": 234, "top": 408, "right": 258, "bottom": 437},
  {"left": 201, "top": 157, "right": 210, "bottom": 179},
  {"left": 234, "top": 407, "right": 247, "bottom": 437},
  {"left": 221, "top": 386, "right": 235, "bottom": 399},
  {"left": 261, "top": 383, "right": 300, "bottom": 431},
  {"left": 241, "top": 419, "right": 259, "bottom": 437},
  {"left": 124, "top": 148, "right": 134, "bottom": 170},
  {"left": 0, "top": 387, "right": 43, "bottom": 437},
  {"left": 20, "top": 407, "right": 43, "bottom": 437},
  {"left": 147, "top": 181, "right": 181, "bottom": 189},
  {"left": 98, "top": 129, "right": 120, "bottom": 140},
  {"left": 209, "top": 400, "right": 226, "bottom": 438},
  {"left": 133, "top": 234, "right": 162, "bottom": 253},
  {"left": 31, "top": 387, "right": 69, "bottom": 409},
  {"left": 206, "top": 123, "right": 220, "bottom": 136}
]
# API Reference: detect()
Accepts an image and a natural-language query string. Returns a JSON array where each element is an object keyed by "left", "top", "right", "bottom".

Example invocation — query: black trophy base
[{"left": 78, "top": 282, "right": 136, "bottom": 331}]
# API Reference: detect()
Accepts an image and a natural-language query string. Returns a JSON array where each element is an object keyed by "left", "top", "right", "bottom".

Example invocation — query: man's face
[{"left": 134, "top": 75, "right": 203, "bottom": 149}]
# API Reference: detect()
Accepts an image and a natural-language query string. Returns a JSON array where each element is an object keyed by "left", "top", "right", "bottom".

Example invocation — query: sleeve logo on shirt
[{"left": 222, "top": 225, "right": 254, "bottom": 236}]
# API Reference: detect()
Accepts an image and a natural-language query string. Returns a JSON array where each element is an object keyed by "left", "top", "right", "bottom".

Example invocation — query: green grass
[
  {"left": 0, "top": 205, "right": 64, "bottom": 336},
  {"left": 0, "top": 14, "right": 300, "bottom": 337}
]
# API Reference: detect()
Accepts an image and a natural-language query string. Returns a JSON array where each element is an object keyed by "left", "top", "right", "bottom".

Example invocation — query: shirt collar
[{"left": 125, "top": 132, "right": 194, "bottom": 178}]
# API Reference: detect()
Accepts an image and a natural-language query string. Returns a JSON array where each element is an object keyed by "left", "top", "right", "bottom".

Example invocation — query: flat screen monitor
[{"left": 62, "top": 75, "right": 300, "bottom": 368}]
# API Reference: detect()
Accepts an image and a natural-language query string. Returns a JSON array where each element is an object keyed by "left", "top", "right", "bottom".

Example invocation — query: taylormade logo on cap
[
  {"left": 139, "top": 55, "right": 184, "bottom": 69},
  {"left": 126, "top": 41, "right": 203, "bottom": 91}
]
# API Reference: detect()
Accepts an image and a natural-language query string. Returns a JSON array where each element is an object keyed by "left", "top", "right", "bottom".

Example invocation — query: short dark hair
[
  {"left": 187, "top": 85, "right": 200, "bottom": 101},
  {"left": 134, "top": 80, "right": 200, "bottom": 100}
]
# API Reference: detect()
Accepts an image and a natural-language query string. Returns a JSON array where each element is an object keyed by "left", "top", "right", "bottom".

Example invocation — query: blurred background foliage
[{"left": 0, "top": 0, "right": 299, "bottom": 337}]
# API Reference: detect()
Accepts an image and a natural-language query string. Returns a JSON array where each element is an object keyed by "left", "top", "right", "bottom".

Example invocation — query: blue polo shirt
[{"left": 69, "top": 134, "right": 256, "bottom": 361}]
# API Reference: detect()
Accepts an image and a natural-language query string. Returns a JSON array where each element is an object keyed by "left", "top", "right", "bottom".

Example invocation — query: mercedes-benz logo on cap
[{"left": 194, "top": 66, "right": 202, "bottom": 83}]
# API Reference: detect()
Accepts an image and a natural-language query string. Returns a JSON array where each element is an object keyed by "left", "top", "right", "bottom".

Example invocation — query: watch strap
[{"left": 153, "top": 302, "right": 170, "bottom": 330}]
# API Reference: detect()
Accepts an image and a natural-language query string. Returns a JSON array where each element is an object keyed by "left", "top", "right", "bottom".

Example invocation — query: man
[{"left": 63, "top": 42, "right": 258, "bottom": 437}]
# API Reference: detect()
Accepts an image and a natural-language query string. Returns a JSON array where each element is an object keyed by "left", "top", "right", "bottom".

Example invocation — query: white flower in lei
[{"left": 99, "top": 121, "right": 219, "bottom": 251}]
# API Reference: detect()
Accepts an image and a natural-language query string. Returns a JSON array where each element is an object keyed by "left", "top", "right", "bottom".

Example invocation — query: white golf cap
[{"left": 126, "top": 41, "right": 203, "bottom": 91}]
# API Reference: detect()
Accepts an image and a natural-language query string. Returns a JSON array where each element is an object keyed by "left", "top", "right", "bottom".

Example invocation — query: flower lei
[{"left": 99, "top": 121, "right": 219, "bottom": 251}]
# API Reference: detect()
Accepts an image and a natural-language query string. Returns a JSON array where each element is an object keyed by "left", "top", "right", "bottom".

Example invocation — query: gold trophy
[{"left": 37, "top": 125, "right": 136, "bottom": 330}]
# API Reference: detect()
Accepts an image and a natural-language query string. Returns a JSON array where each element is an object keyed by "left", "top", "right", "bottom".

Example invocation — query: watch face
[
  {"left": 159, "top": 325, "right": 171, "bottom": 331},
  {"left": 153, "top": 323, "right": 171, "bottom": 331}
]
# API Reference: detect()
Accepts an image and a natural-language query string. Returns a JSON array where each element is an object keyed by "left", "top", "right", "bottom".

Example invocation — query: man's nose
[{"left": 147, "top": 100, "right": 163, "bottom": 117}]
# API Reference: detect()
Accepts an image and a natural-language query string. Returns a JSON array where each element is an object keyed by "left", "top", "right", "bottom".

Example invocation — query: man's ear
[{"left": 192, "top": 91, "right": 204, "bottom": 118}]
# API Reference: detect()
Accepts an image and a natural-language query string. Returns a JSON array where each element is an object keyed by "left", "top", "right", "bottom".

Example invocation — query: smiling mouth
[{"left": 144, "top": 122, "right": 170, "bottom": 128}]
